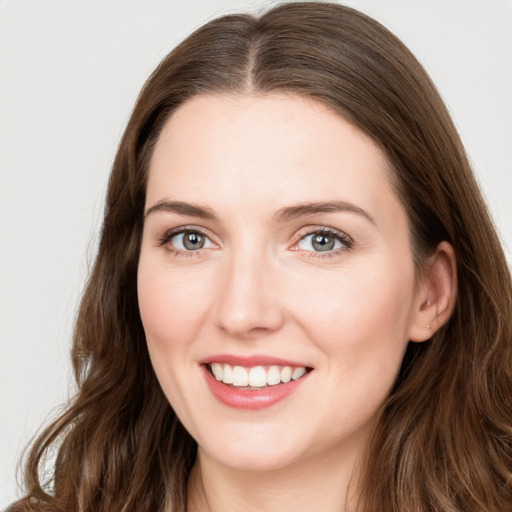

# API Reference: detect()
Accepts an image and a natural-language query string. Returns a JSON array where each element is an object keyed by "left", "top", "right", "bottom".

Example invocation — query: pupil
[
  {"left": 312, "top": 234, "right": 334, "bottom": 251},
  {"left": 183, "top": 232, "right": 204, "bottom": 250}
]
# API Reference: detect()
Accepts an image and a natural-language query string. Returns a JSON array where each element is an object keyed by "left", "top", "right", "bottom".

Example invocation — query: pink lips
[{"left": 200, "top": 354, "right": 312, "bottom": 410}]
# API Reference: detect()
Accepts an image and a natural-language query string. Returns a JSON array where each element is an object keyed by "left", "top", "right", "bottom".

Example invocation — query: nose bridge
[{"left": 214, "top": 237, "right": 283, "bottom": 337}]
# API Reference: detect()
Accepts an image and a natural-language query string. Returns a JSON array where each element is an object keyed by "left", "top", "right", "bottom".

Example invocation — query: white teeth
[
  {"left": 222, "top": 363, "right": 233, "bottom": 384},
  {"left": 280, "top": 366, "right": 292, "bottom": 383},
  {"left": 211, "top": 362, "right": 223, "bottom": 381},
  {"left": 292, "top": 367, "right": 306, "bottom": 380},
  {"left": 248, "top": 366, "right": 267, "bottom": 387},
  {"left": 267, "top": 365, "right": 281, "bottom": 386},
  {"left": 232, "top": 366, "right": 249, "bottom": 387},
  {"left": 209, "top": 363, "right": 309, "bottom": 388}
]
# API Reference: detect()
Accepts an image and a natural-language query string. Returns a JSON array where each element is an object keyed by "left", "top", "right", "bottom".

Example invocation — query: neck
[{"left": 187, "top": 443, "right": 365, "bottom": 512}]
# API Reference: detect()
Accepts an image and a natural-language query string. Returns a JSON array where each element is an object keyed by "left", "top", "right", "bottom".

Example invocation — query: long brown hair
[{"left": 13, "top": 3, "right": 512, "bottom": 511}]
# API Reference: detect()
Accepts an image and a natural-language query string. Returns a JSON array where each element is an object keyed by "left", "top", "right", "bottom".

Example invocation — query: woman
[{"left": 11, "top": 2, "right": 512, "bottom": 511}]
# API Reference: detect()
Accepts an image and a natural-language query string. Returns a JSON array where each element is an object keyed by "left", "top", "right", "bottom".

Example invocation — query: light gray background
[{"left": 1, "top": 0, "right": 511, "bottom": 506}]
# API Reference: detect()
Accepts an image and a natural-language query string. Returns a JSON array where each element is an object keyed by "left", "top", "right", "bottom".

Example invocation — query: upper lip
[{"left": 199, "top": 353, "right": 312, "bottom": 368}]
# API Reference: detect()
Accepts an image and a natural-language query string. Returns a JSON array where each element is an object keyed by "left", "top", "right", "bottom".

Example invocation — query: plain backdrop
[{"left": 1, "top": 0, "right": 511, "bottom": 506}]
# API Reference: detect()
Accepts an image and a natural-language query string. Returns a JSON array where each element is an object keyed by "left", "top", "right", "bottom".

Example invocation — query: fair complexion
[{"left": 137, "top": 93, "right": 456, "bottom": 511}]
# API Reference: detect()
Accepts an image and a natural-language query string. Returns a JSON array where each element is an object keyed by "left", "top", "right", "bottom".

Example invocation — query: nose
[{"left": 214, "top": 247, "right": 285, "bottom": 339}]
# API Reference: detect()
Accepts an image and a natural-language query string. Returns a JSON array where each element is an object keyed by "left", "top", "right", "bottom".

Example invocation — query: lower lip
[{"left": 202, "top": 366, "right": 310, "bottom": 410}]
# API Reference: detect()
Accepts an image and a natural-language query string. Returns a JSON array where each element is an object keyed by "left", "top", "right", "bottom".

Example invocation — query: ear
[{"left": 408, "top": 241, "right": 457, "bottom": 343}]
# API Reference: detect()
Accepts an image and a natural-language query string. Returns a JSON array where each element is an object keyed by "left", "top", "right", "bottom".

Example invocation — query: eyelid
[
  {"left": 156, "top": 224, "right": 352, "bottom": 256},
  {"left": 158, "top": 225, "right": 219, "bottom": 249},
  {"left": 290, "top": 225, "right": 353, "bottom": 252}
]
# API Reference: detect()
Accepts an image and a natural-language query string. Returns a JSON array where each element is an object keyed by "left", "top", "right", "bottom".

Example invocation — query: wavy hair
[{"left": 13, "top": 3, "right": 512, "bottom": 511}]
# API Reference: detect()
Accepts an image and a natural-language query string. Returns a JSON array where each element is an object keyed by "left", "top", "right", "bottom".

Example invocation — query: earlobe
[{"left": 409, "top": 241, "right": 457, "bottom": 343}]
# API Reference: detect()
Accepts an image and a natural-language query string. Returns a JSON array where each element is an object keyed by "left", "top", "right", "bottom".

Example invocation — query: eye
[
  {"left": 167, "top": 230, "right": 215, "bottom": 251},
  {"left": 296, "top": 229, "right": 352, "bottom": 253}
]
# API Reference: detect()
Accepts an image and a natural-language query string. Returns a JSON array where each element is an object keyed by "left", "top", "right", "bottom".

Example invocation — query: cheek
[
  {"left": 137, "top": 259, "right": 211, "bottom": 352},
  {"left": 289, "top": 257, "right": 416, "bottom": 372},
  {"left": 137, "top": 258, "right": 213, "bottom": 415}
]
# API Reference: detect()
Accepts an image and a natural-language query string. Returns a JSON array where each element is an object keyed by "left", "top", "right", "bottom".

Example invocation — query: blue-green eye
[
  {"left": 169, "top": 231, "right": 214, "bottom": 251},
  {"left": 297, "top": 231, "right": 349, "bottom": 252}
]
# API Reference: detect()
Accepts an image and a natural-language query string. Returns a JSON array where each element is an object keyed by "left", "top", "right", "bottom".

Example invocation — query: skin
[{"left": 137, "top": 93, "right": 456, "bottom": 511}]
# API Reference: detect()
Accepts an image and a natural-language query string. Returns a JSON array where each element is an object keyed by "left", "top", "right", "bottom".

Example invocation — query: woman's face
[{"left": 138, "top": 93, "right": 426, "bottom": 472}]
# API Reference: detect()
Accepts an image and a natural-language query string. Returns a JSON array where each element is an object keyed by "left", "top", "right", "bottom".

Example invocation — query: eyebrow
[
  {"left": 144, "top": 200, "right": 216, "bottom": 219},
  {"left": 144, "top": 199, "right": 375, "bottom": 225},
  {"left": 273, "top": 201, "right": 375, "bottom": 225}
]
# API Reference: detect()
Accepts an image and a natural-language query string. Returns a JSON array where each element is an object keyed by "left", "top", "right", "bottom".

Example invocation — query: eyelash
[
  {"left": 292, "top": 226, "right": 353, "bottom": 258},
  {"left": 158, "top": 226, "right": 215, "bottom": 258},
  {"left": 158, "top": 226, "right": 353, "bottom": 258}
]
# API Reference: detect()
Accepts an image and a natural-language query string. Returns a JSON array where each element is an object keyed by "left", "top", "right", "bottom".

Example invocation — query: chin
[
  {"left": 196, "top": 423, "right": 306, "bottom": 472},
  {"left": 204, "top": 446, "right": 300, "bottom": 473}
]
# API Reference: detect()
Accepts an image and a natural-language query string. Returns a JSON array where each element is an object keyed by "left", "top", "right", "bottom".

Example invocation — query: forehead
[{"left": 146, "top": 93, "right": 403, "bottom": 225}]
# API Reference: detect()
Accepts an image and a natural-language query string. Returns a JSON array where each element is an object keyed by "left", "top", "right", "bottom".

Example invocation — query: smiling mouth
[{"left": 206, "top": 363, "right": 312, "bottom": 389}]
